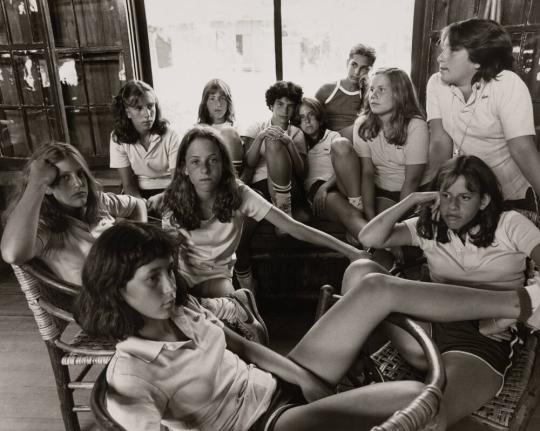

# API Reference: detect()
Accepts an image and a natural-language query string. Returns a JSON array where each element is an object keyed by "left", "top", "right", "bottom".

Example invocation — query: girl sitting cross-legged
[
  {"left": 357, "top": 155, "right": 540, "bottom": 427},
  {"left": 160, "top": 125, "right": 364, "bottom": 297},
  {"left": 74, "top": 221, "right": 540, "bottom": 431}
]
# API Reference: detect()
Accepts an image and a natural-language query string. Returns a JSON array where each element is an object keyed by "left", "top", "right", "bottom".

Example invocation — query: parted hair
[
  {"left": 3, "top": 142, "right": 101, "bottom": 234},
  {"left": 296, "top": 97, "right": 327, "bottom": 148},
  {"left": 74, "top": 222, "right": 189, "bottom": 340},
  {"left": 197, "top": 79, "right": 235, "bottom": 125},
  {"left": 416, "top": 155, "right": 504, "bottom": 247},
  {"left": 349, "top": 43, "right": 377, "bottom": 65},
  {"left": 163, "top": 126, "right": 242, "bottom": 230},
  {"left": 265, "top": 80, "right": 303, "bottom": 109},
  {"left": 358, "top": 67, "right": 425, "bottom": 147},
  {"left": 442, "top": 18, "right": 514, "bottom": 84},
  {"left": 111, "top": 80, "right": 168, "bottom": 144}
]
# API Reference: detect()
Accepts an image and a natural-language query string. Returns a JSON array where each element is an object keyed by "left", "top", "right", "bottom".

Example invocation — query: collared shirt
[
  {"left": 404, "top": 211, "right": 540, "bottom": 290},
  {"left": 353, "top": 117, "right": 431, "bottom": 192},
  {"left": 426, "top": 71, "right": 535, "bottom": 200},
  {"left": 242, "top": 119, "right": 307, "bottom": 184},
  {"left": 110, "top": 128, "right": 181, "bottom": 190},
  {"left": 106, "top": 297, "right": 276, "bottom": 431},
  {"left": 304, "top": 129, "right": 342, "bottom": 191},
  {"left": 162, "top": 181, "right": 272, "bottom": 286},
  {"left": 36, "top": 192, "right": 140, "bottom": 285}
]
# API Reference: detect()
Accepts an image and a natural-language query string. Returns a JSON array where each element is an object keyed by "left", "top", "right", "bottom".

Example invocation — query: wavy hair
[
  {"left": 349, "top": 43, "right": 377, "bottom": 64},
  {"left": 442, "top": 18, "right": 513, "bottom": 84},
  {"left": 74, "top": 222, "right": 189, "bottom": 340},
  {"left": 3, "top": 142, "right": 101, "bottom": 236},
  {"left": 416, "top": 155, "right": 504, "bottom": 247},
  {"left": 164, "top": 126, "right": 242, "bottom": 230},
  {"left": 265, "top": 80, "right": 303, "bottom": 109},
  {"left": 358, "top": 67, "right": 425, "bottom": 147},
  {"left": 111, "top": 80, "right": 168, "bottom": 144},
  {"left": 197, "top": 79, "right": 235, "bottom": 125}
]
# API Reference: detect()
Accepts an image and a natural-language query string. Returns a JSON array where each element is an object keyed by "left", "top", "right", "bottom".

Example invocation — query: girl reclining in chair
[
  {"left": 75, "top": 221, "right": 540, "bottom": 431},
  {"left": 358, "top": 155, "right": 540, "bottom": 427}
]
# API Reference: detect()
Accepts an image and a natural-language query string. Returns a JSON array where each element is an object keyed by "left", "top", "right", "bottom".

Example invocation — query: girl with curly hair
[
  {"left": 110, "top": 79, "right": 181, "bottom": 199},
  {"left": 75, "top": 221, "right": 540, "bottom": 431},
  {"left": 161, "top": 125, "right": 365, "bottom": 298},
  {"left": 358, "top": 155, "right": 540, "bottom": 426},
  {"left": 1, "top": 142, "right": 147, "bottom": 284}
]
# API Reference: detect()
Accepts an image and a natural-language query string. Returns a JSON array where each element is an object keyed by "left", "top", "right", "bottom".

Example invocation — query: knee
[
  {"left": 219, "top": 127, "right": 243, "bottom": 159},
  {"left": 341, "top": 260, "right": 389, "bottom": 295},
  {"left": 330, "top": 137, "right": 354, "bottom": 158}
]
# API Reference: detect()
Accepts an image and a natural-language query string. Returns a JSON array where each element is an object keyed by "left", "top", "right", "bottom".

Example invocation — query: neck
[
  {"left": 138, "top": 317, "right": 173, "bottom": 341},
  {"left": 379, "top": 113, "right": 393, "bottom": 129},
  {"left": 272, "top": 117, "right": 288, "bottom": 129},
  {"left": 342, "top": 77, "right": 359, "bottom": 91}
]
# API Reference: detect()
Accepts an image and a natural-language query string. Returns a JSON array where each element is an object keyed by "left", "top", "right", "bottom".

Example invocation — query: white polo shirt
[
  {"left": 107, "top": 297, "right": 276, "bottom": 431},
  {"left": 404, "top": 211, "right": 540, "bottom": 290},
  {"left": 110, "top": 128, "right": 181, "bottom": 190},
  {"left": 353, "top": 117, "right": 431, "bottom": 192},
  {"left": 426, "top": 71, "right": 535, "bottom": 200},
  {"left": 304, "top": 129, "right": 342, "bottom": 191}
]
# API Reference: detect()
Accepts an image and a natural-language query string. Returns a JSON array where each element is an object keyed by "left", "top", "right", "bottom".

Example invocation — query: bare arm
[
  {"left": 507, "top": 135, "right": 540, "bottom": 197},
  {"left": 360, "top": 157, "right": 376, "bottom": 220},
  {"left": 127, "top": 198, "right": 148, "bottom": 222},
  {"left": 400, "top": 163, "right": 426, "bottom": 201},
  {"left": 428, "top": 119, "right": 453, "bottom": 175},
  {"left": 243, "top": 134, "right": 264, "bottom": 169},
  {"left": 281, "top": 133, "right": 305, "bottom": 178},
  {"left": 117, "top": 166, "right": 142, "bottom": 198},
  {"left": 315, "top": 83, "right": 333, "bottom": 104},
  {"left": 264, "top": 206, "right": 369, "bottom": 261}
]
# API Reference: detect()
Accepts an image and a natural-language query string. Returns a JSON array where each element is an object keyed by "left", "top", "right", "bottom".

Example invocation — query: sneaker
[{"left": 228, "top": 288, "right": 270, "bottom": 345}]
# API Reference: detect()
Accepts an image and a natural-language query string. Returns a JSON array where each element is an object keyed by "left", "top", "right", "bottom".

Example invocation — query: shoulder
[
  {"left": 426, "top": 73, "right": 449, "bottom": 94},
  {"left": 326, "top": 129, "right": 342, "bottom": 142},
  {"left": 490, "top": 70, "right": 529, "bottom": 94},
  {"left": 407, "top": 117, "right": 428, "bottom": 133},
  {"left": 315, "top": 83, "right": 335, "bottom": 101}
]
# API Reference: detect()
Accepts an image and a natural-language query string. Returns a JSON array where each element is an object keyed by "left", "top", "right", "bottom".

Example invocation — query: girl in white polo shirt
[
  {"left": 161, "top": 125, "right": 364, "bottom": 298},
  {"left": 110, "top": 80, "right": 181, "bottom": 199},
  {"left": 358, "top": 155, "right": 540, "bottom": 427}
]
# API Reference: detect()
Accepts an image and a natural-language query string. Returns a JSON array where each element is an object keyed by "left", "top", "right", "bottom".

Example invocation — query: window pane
[
  {"left": 90, "top": 106, "right": 114, "bottom": 155},
  {"left": 83, "top": 52, "right": 124, "bottom": 104},
  {"left": 74, "top": 0, "right": 123, "bottom": 47},
  {"left": 14, "top": 51, "right": 52, "bottom": 106},
  {"left": 0, "top": 53, "right": 18, "bottom": 105},
  {"left": 58, "top": 54, "right": 87, "bottom": 106},
  {"left": 0, "top": 109, "right": 26, "bottom": 156},
  {"left": 282, "top": 0, "right": 415, "bottom": 98},
  {"left": 27, "top": 108, "right": 58, "bottom": 149},
  {"left": 4, "top": 0, "right": 43, "bottom": 44},
  {"left": 145, "top": 0, "right": 275, "bottom": 134},
  {"left": 0, "top": 5, "right": 9, "bottom": 45},
  {"left": 65, "top": 108, "right": 94, "bottom": 155},
  {"left": 49, "top": 0, "right": 79, "bottom": 48}
]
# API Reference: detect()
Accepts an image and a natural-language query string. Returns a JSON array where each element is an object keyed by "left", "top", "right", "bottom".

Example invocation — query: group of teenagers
[{"left": 3, "top": 17, "right": 540, "bottom": 431}]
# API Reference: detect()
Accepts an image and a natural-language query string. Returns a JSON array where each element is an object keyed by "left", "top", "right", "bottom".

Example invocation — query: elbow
[{"left": 1, "top": 246, "right": 31, "bottom": 265}]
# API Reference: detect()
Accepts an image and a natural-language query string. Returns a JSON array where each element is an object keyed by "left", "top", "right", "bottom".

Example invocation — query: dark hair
[
  {"left": 3, "top": 142, "right": 101, "bottom": 236},
  {"left": 111, "top": 80, "right": 168, "bottom": 144},
  {"left": 74, "top": 222, "right": 189, "bottom": 340},
  {"left": 265, "top": 80, "right": 303, "bottom": 110},
  {"left": 197, "top": 79, "right": 235, "bottom": 125},
  {"left": 295, "top": 97, "right": 327, "bottom": 147},
  {"left": 164, "top": 125, "right": 242, "bottom": 230},
  {"left": 349, "top": 43, "right": 377, "bottom": 65},
  {"left": 358, "top": 68, "right": 425, "bottom": 147},
  {"left": 442, "top": 18, "right": 513, "bottom": 84},
  {"left": 416, "top": 155, "right": 504, "bottom": 247}
]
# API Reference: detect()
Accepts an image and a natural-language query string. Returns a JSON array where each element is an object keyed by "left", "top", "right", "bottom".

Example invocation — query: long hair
[
  {"left": 416, "top": 155, "right": 504, "bottom": 247},
  {"left": 111, "top": 80, "right": 168, "bottom": 144},
  {"left": 295, "top": 97, "right": 327, "bottom": 148},
  {"left": 197, "top": 79, "right": 235, "bottom": 125},
  {"left": 358, "top": 67, "right": 425, "bottom": 147},
  {"left": 442, "top": 18, "right": 513, "bottom": 84},
  {"left": 74, "top": 222, "right": 189, "bottom": 340},
  {"left": 3, "top": 142, "right": 101, "bottom": 235},
  {"left": 164, "top": 126, "right": 242, "bottom": 230},
  {"left": 265, "top": 80, "right": 303, "bottom": 109}
]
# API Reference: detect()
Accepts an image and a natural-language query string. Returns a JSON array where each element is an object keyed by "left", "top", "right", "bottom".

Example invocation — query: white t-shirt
[
  {"left": 304, "top": 129, "right": 342, "bottom": 191},
  {"left": 107, "top": 296, "right": 276, "bottom": 431},
  {"left": 426, "top": 71, "right": 535, "bottom": 200},
  {"left": 242, "top": 119, "right": 307, "bottom": 184},
  {"left": 110, "top": 128, "right": 181, "bottom": 190},
  {"left": 404, "top": 211, "right": 540, "bottom": 290},
  {"left": 162, "top": 182, "right": 273, "bottom": 286},
  {"left": 353, "top": 117, "right": 431, "bottom": 192}
]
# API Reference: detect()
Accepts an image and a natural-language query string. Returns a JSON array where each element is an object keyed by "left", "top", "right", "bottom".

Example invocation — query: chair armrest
[{"left": 22, "top": 260, "right": 79, "bottom": 296}]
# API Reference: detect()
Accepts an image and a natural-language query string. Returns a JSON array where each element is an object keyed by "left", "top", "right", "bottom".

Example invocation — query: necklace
[{"left": 451, "top": 83, "right": 485, "bottom": 156}]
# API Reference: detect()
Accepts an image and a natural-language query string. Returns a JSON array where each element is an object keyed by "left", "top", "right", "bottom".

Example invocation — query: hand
[
  {"left": 478, "top": 318, "right": 516, "bottom": 341},
  {"left": 262, "top": 126, "right": 284, "bottom": 141},
  {"left": 312, "top": 184, "right": 328, "bottom": 216},
  {"left": 147, "top": 192, "right": 165, "bottom": 213},
  {"left": 297, "top": 369, "right": 334, "bottom": 402},
  {"left": 28, "top": 159, "right": 58, "bottom": 188},
  {"left": 412, "top": 192, "right": 440, "bottom": 222}
]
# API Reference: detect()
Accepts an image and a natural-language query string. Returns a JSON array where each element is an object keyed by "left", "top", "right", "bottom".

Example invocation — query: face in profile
[
  {"left": 125, "top": 91, "right": 157, "bottom": 135},
  {"left": 184, "top": 137, "right": 223, "bottom": 195},
  {"left": 47, "top": 157, "right": 88, "bottom": 209},
  {"left": 437, "top": 37, "right": 478, "bottom": 87},
  {"left": 206, "top": 90, "right": 228, "bottom": 125}
]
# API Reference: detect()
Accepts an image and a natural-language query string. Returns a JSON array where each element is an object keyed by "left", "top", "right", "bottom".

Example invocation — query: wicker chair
[
  {"left": 91, "top": 368, "right": 125, "bottom": 430},
  {"left": 11, "top": 261, "right": 116, "bottom": 431},
  {"left": 315, "top": 285, "right": 540, "bottom": 431},
  {"left": 316, "top": 285, "right": 446, "bottom": 431}
]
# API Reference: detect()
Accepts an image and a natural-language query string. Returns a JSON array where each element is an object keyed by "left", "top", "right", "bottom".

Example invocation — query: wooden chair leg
[{"left": 46, "top": 343, "right": 81, "bottom": 431}]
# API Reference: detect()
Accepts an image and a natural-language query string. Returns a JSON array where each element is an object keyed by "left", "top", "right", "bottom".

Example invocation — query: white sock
[
  {"left": 348, "top": 196, "right": 363, "bottom": 211},
  {"left": 272, "top": 181, "right": 292, "bottom": 217},
  {"left": 235, "top": 268, "right": 256, "bottom": 293}
]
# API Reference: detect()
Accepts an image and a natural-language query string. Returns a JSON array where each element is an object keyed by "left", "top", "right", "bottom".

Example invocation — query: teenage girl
[
  {"left": 351, "top": 67, "right": 431, "bottom": 223},
  {"left": 1, "top": 142, "right": 147, "bottom": 285},
  {"left": 315, "top": 43, "right": 376, "bottom": 142},
  {"left": 110, "top": 79, "right": 181, "bottom": 199},
  {"left": 297, "top": 97, "right": 367, "bottom": 243},
  {"left": 75, "top": 220, "right": 540, "bottom": 431},
  {"left": 357, "top": 155, "right": 540, "bottom": 426},
  {"left": 161, "top": 125, "right": 364, "bottom": 298},
  {"left": 197, "top": 79, "right": 244, "bottom": 176},
  {"left": 428, "top": 18, "right": 540, "bottom": 211}
]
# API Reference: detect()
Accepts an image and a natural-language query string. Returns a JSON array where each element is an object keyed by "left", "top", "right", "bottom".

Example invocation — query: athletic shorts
[{"left": 249, "top": 380, "right": 306, "bottom": 431}]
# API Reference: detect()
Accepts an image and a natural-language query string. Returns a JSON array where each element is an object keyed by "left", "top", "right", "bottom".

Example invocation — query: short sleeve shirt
[
  {"left": 110, "top": 128, "right": 181, "bottom": 190},
  {"left": 242, "top": 119, "right": 307, "bottom": 184},
  {"left": 304, "top": 129, "right": 342, "bottom": 191},
  {"left": 107, "top": 296, "right": 277, "bottom": 431},
  {"left": 404, "top": 211, "right": 540, "bottom": 290},
  {"left": 426, "top": 71, "right": 535, "bottom": 200},
  {"left": 353, "top": 117, "right": 430, "bottom": 191}
]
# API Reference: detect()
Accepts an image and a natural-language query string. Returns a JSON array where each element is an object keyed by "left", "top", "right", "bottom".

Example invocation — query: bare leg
[
  {"left": 288, "top": 259, "right": 521, "bottom": 384},
  {"left": 235, "top": 216, "right": 258, "bottom": 273},
  {"left": 338, "top": 125, "right": 354, "bottom": 144},
  {"left": 219, "top": 127, "right": 244, "bottom": 176},
  {"left": 266, "top": 139, "right": 293, "bottom": 192},
  {"left": 331, "top": 138, "right": 361, "bottom": 197},
  {"left": 321, "top": 191, "right": 367, "bottom": 238},
  {"left": 191, "top": 277, "right": 235, "bottom": 298}
]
